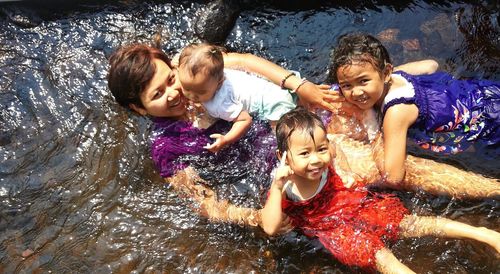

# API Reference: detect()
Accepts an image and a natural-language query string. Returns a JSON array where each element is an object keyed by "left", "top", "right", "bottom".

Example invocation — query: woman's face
[{"left": 132, "top": 58, "right": 187, "bottom": 118}]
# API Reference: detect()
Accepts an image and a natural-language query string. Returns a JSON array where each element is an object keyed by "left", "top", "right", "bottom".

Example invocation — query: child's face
[
  {"left": 178, "top": 66, "right": 222, "bottom": 103},
  {"left": 286, "top": 126, "right": 332, "bottom": 182},
  {"left": 336, "top": 61, "right": 390, "bottom": 110},
  {"left": 132, "top": 58, "right": 187, "bottom": 118}
]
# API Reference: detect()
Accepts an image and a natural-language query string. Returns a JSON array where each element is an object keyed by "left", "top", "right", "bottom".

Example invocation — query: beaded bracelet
[
  {"left": 280, "top": 72, "right": 296, "bottom": 89},
  {"left": 290, "top": 78, "right": 308, "bottom": 94}
]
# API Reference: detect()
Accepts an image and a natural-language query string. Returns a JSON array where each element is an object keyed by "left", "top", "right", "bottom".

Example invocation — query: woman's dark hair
[
  {"left": 328, "top": 33, "right": 392, "bottom": 83},
  {"left": 276, "top": 107, "right": 326, "bottom": 154},
  {"left": 107, "top": 44, "right": 172, "bottom": 109}
]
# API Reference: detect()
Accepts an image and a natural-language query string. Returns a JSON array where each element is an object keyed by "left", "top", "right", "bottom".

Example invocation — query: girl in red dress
[{"left": 261, "top": 107, "right": 500, "bottom": 273}]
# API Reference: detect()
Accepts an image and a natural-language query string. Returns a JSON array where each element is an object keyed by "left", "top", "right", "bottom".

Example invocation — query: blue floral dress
[{"left": 381, "top": 71, "right": 500, "bottom": 154}]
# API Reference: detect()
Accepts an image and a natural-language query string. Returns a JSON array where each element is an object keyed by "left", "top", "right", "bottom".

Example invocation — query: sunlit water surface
[{"left": 0, "top": 1, "right": 498, "bottom": 273}]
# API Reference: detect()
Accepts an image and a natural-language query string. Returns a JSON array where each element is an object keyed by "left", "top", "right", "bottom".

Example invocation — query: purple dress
[
  {"left": 150, "top": 117, "right": 277, "bottom": 206},
  {"left": 381, "top": 71, "right": 500, "bottom": 154}
]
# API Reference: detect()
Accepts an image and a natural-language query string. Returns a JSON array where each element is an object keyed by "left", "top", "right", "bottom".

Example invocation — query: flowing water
[{"left": 0, "top": 0, "right": 499, "bottom": 273}]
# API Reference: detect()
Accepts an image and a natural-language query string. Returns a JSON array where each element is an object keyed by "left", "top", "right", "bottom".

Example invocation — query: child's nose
[
  {"left": 166, "top": 88, "right": 180, "bottom": 101},
  {"left": 352, "top": 87, "right": 364, "bottom": 97},
  {"left": 310, "top": 153, "right": 320, "bottom": 163}
]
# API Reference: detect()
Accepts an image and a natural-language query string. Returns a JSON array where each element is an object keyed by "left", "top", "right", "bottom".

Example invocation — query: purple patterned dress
[
  {"left": 381, "top": 71, "right": 500, "bottom": 154},
  {"left": 150, "top": 117, "right": 277, "bottom": 205}
]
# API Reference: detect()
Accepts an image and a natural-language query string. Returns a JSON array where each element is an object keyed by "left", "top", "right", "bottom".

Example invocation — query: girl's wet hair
[
  {"left": 178, "top": 43, "right": 225, "bottom": 82},
  {"left": 276, "top": 107, "right": 326, "bottom": 154},
  {"left": 107, "top": 44, "right": 172, "bottom": 109},
  {"left": 328, "top": 33, "right": 392, "bottom": 83}
]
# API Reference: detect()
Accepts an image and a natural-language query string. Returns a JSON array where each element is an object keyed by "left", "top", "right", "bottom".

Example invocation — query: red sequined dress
[{"left": 282, "top": 166, "right": 408, "bottom": 270}]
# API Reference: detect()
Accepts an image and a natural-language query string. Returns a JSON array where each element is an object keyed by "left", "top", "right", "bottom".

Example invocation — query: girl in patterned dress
[{"left": 329, "top": 33, "right": 499, "bottom": 183}]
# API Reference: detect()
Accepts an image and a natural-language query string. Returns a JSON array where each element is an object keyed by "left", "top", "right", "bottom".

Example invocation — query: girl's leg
[
  {"left": 399, "top": 215, "right": 500, "bottom": 253},
  {"left": 403, "top": 155, "right": 500, "bottom": 199},
  {"left": 375, "top": 248, "right": 415, "bottom": 274},
  {"left": 330, "top": 132, "right": 500, "bottom": 198}
]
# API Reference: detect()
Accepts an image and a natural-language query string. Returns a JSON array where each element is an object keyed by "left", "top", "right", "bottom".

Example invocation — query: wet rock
[
  {"left": 420, "top": 13, "right": 455, "bottom": 46},
  {"left": 421, "top": 30, "right": 446, "bottom": 56},
  {"left": 377, "top": 28, "right": 400, "bottom": 44},
  {"left": 22, "top": 249, "right": 34, "bottom": 258},
  {"left": 195, "top": 0, "right": 242, "bottom": 45},
  {"left": 401, "top": 38, "right": 420, "bottom": 51},
  {"left": 0, "top": 132, "right": 11, "bottom": 146},
  {"left": 0, "top": 6, "right": 43, "bottom": 28}
]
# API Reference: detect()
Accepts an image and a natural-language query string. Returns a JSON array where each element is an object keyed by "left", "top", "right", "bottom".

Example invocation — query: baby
[{"left": 178, "top": 43, "right": 300, "bottom": 152}]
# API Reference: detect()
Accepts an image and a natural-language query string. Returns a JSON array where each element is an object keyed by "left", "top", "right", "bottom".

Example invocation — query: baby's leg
[
  {"left": 399, "top": 215, "right": 500, "bottom": 253},
  {"left": 375, "top": 248, "right": 415, "bottom": 274}
]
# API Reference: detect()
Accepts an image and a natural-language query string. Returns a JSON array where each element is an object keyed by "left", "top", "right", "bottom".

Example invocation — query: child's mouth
[
  {"left": 354, "top": 95, "right": 369, "bottom": 103},
  {"left": 169, "top": 98, "right": 182, "bottom": 108},
  {"left": 308, "top": 167, "right": 324, "bottom": 176}
]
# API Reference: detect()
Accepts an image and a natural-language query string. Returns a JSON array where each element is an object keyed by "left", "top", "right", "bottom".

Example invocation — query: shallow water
[{"left": 0, "top": 0, "right": 499, "bottom": 273}]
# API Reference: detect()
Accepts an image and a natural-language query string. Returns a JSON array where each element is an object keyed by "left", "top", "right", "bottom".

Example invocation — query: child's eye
[
  {"left": 319, "top": 146, "right": 328, "bottom": 152},
  {"left": 299, "top": 151, "right": 309, "bottom": 157},
  {"left": 169, "top": 75, "right": 176, "bottom": 84},
  {"left": 153, "top": 89, "right": 163, "bottom": 99},
  {"left": 340, "top": 84, "right": 351, "bottom": 90},
  {"left": 360, "top": 79, "right": 369, "bottom": 84}
]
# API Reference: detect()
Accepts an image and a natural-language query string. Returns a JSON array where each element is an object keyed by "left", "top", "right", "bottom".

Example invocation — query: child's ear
[
  {"left": 129, "top": 103, "right": 148, "bottom": 116},
  {"left": 275, "top": 150, "right": 282, "bottom": 161},
  {"left": 383, "top": 63, "right": 393, "bottom": 82}
]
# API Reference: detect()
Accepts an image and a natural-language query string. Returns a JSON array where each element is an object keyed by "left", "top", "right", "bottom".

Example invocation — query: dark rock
[
  {"left": 1, "top": 5, "right": 43, "bottom": 28},
  {"left": 195, "top": 0, "right": 242, "bottom": 45}
]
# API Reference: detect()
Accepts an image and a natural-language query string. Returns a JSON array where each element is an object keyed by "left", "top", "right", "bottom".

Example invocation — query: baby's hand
[{"left": 204, "top": 133, "right": 227, "bottom": 153}]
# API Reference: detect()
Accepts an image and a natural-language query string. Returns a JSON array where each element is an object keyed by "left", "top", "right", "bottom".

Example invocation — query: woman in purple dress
[{"left": 107, "top": 43, "right": 338, "bottom": 226}]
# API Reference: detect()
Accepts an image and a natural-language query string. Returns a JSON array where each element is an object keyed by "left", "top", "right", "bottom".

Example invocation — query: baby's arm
[
  {"left": 394, "top": 59, "right": 439, "bottom": 75},
  {"left": 223, "top": 52, "right": 341, "bottom": 111},
  {"left": 205, "top": 110, "right": 252, "bottom": 153}
]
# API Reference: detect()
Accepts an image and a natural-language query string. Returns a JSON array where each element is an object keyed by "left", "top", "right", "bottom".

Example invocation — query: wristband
[
  {"left": 280, "top": 72, "right": 295, "bottom": 89},
  {"left": 290, "top": 78, "right": 308, "bottom": 94}
]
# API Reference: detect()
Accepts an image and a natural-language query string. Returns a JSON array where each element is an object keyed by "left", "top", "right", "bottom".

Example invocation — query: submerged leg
[
  {"left": 165, "top": 167, "right": 261, "bottom": 226},
  {"left": 402, "top": 155, "right": 500, "bottom": 199},
  {"left": 399, "top": 215, "right": 500, "bottom": 253},
  {"left": 330, "top": 132, "right": 500, "bottom": 199},
  {"left": 375, "top": 247, "right": 415, "bottom": 274}
]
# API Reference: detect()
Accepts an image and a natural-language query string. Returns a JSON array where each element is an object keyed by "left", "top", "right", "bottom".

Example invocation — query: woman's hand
[{"left": 296, "top": 82, "right": 344, "bottom": 112}]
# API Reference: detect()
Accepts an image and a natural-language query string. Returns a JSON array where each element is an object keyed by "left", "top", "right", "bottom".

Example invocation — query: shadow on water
[{"left": 0, "top": 0, "right": 498, "bottom": 273}]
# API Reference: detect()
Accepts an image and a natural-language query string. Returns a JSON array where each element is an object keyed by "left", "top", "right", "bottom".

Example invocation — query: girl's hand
[
  {"left": 275, "top": 214, "right": 294, "bottom": 234},
  {"left": 204, "top": 133, "right": 227, "bottom": 153},
  {"left": 273, "top": 151, "right": 294, "bottom": 190}
]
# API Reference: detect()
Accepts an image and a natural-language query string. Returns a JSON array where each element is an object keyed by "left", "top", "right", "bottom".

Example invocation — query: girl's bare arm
[{"left": 394, "top": 59, "right": 439, "bottom": 75}]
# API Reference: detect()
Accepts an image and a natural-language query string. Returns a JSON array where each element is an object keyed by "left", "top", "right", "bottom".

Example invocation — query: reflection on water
[{"left": 0, "top": 1, "right": 498, "bottom": 273}]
